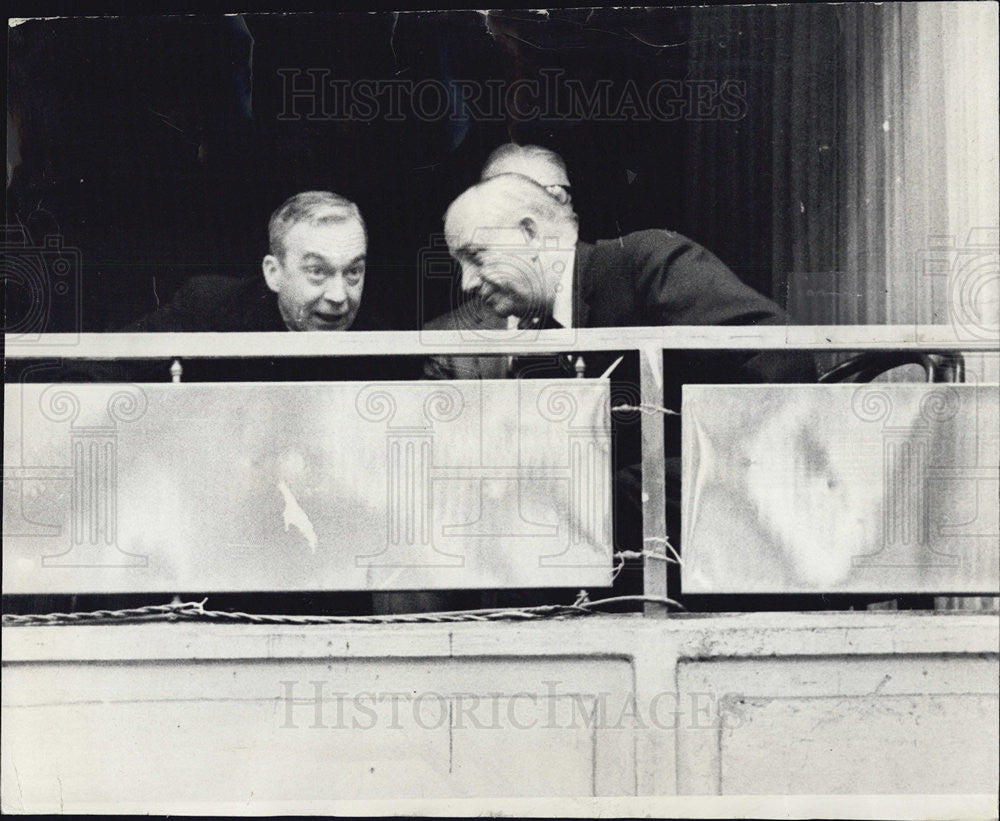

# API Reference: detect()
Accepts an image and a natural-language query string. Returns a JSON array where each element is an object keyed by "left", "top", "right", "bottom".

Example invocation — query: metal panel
[
  {"left": 3, "top": 380, "right": 612, "bottom": 594},
  {"left": 1, "top": 655, "right": 637, "bottom": 803},
  {"left": 682, "top": 384, "right": 1000, "bottom": 594}
]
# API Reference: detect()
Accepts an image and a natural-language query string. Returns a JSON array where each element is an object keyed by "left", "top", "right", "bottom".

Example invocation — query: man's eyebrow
[{"left": 300, "top": 252, "right": 366, "bottom": 267}]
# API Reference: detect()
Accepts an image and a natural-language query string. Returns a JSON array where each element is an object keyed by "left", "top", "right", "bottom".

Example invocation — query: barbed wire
[
  {"left": 643, "top": 536, "right": 683, "bottom": 565},
  {"left": 611, "top": 548, "right": 678, "bottom": 582},
  {"left": 1, "top": 601, "right": 207, "bottom": 626},
  {"left": 2, "top": 594, "right": 685, "bottom": 627}
]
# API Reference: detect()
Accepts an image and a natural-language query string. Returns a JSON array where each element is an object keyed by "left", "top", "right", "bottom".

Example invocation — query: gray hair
[
  {"left": 482, "top": 144, "right": 569, "bottom": 185},
  {"left": 267, "top": 191, "right": 366, "bottom": 259},
  {"left": 445, "top": 172, "right": 578, "bottom": 238}
]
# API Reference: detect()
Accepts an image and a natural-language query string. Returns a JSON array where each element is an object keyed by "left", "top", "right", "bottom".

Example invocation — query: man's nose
[
  {"left": 460, "top": 262, "right": 481, "bottom": 292},
  {"left": 322, "top": 275, "right": 348, "bottom": 304}
]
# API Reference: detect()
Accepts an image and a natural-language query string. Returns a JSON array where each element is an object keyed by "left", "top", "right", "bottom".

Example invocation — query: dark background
[{"left": 7, "top": 9, "right": 788, "bottom": 333}]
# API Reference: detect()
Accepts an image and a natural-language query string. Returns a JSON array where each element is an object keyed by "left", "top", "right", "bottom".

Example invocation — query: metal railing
[{"left": 5, "top": 326, "right": 997, "bottom": 616}]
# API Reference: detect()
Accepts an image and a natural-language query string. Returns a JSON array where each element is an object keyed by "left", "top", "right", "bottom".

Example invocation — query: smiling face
[
  {"left": 445, "top": 202, "right": 548, "bottom": 319},
  {"left": 262, "top": 218, "right": 367, "bottom": 331}
]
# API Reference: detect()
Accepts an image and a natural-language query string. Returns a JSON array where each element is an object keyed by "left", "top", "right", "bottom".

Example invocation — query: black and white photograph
[{"left": 3, "top": 4, "right": 999, "bottom": 816}]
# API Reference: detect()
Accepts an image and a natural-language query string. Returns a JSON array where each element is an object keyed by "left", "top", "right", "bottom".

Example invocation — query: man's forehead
[
  {"left": 287, "top": 218, "right": 366, "bottom": 253},
  {"left": 446, "top": 198, "right": 523, "bottom": 249}
]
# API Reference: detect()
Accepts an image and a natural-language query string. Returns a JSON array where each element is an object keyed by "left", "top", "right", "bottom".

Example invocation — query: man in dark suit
[
  {"left": 405, "top": 171, "right": 815, "bottom": 614},
  {"left": 122, "top": 190, "right": 411, "bottom": 383},
  {"left": 129, "top": 190, "right": 382, "bottom": 333},
  {"left": 424, "top": 172, "right": 812, "bottom": 383}
]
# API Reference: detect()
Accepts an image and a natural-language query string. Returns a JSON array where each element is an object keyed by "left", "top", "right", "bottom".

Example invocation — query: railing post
[{"left": 640, "top": 347, "right": 669, "bottom": 616}]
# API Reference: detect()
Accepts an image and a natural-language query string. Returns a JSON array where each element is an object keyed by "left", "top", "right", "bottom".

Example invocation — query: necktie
[{"left": 509, "top": 314, "right": 577, "bottom": 379}]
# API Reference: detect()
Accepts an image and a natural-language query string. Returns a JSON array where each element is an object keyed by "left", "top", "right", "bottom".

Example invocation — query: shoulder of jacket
[
  {"left": 619, "top": 228, "right": 695, "bottom": 253},
  {"left": 422, "top": 309, "right": 456, "bottom": 331},
  {"left": 422, "top": 303, "right": 494, "bottom": 331},
  {"left": 175, "top": 275, "right": 258, "bottom": 301},
  {"left": 590, "top": 229, "right": 698, "bottom": 273}
]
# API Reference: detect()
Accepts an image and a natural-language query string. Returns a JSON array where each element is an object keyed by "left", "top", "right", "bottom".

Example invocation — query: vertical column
[
  {"left": 355, "top": 384, "right": 464, "bottom": 569},
  {"left": 851, "top": 385, "right": 958, "bottom": 570},
  {"left": 386, "top": 433, "right": 433, "bottom": 549},
  {"left": 641, "top": 347, "right": 669, "bottom": 616},
  {"left": 536, "top": 381, "right": 611, "bottom": 569},
  {"left": 69, "top": 428, "right": 117, "bottom": 549},
  {"left": 882, "top": 431, "right": 929, "bottom": 550},
  {"left": 568, "top": 434, "right": 610, "bottom": 548}
]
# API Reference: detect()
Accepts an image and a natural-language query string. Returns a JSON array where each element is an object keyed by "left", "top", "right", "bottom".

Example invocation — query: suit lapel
[{"left": 574, "top": 242, "right": 595, "bottom": 328}]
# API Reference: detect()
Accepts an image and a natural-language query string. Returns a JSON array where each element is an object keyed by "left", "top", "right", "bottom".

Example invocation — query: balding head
[
  {"left": 445, "top": 173, "right": 577, "bottom": 251},
  {"left": 443, "top": 173, "right": 578, "bottom": 319},
  {"left": 481, "top": 143, "right": 572, "bottom": 205}
]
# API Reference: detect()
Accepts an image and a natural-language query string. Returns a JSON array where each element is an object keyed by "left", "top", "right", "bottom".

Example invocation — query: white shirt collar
[
  {"left": 551, "top": 257, "right": 574, "bottom": 329},
  {"left": 506, "top": 253, "right": 575, "bottom": 329}
]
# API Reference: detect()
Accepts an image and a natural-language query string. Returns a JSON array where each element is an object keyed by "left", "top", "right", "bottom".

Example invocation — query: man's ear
[
  {"left": 262, "top": 255, "right": 282, "bottom": 293},
  {"left": 545, "top": 184, "right": 571, "bottom": 206},
  {"left": 519, "top": 216, "right": 540, "bottom": 246}
]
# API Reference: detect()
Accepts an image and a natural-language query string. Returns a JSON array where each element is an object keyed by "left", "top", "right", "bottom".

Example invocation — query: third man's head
[{"left": 481, "top": 143, "right": 572, "bottom": 206}]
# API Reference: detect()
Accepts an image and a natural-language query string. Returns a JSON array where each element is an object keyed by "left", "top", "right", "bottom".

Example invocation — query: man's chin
[{"left": 305, "top": 314, "right": 354, "bottom": 331}]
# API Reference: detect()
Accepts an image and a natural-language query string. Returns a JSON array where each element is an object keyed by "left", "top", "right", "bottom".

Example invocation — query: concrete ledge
[{"left": 3, "top": 612, "right": 998, "bottom": 810}]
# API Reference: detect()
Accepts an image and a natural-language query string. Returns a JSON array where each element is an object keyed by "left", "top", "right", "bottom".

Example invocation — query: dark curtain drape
[
  {"left": 683, "top": 5, "right": 777, "bottom": 302},
  {"left": 686, "top": 3, "right": 956, "bottom": 327}
]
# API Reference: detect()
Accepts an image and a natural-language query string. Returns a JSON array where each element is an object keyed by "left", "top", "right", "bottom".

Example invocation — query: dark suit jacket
[
  {"left": 127, "top": 275, "right": 389, "bottom": 333},
  {"left": 423, "top": 230, "right": 816, "bottom": 384},
  {"left": 117, "top": 275, "right": 415, "bottom": 381}
]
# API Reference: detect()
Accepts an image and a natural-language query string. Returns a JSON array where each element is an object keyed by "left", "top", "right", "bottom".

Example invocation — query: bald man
[
  {"left": 385, "top": 173, "right": 816, "bottom": 614},
  {"left": 425, "top": 172, "right": 808, "bottom": 380}
]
